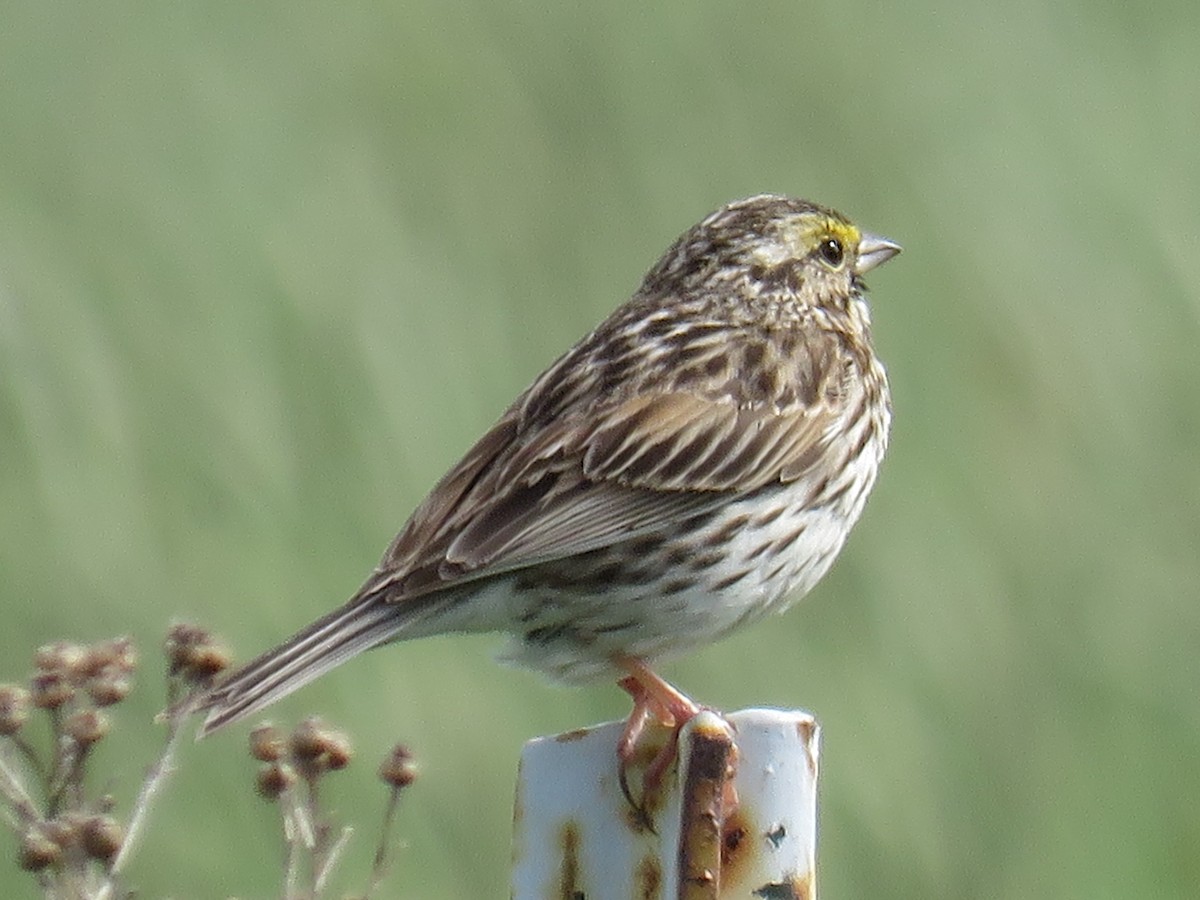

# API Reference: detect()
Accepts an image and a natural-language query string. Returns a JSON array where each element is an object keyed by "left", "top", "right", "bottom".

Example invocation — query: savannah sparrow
[{"left": 199, "top": 195, "right": 900, "bottom": 756}]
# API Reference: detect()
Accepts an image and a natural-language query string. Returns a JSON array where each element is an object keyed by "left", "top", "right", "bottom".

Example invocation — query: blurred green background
[{"left": 1, "top": 1, "right": 1197, "bottom": 897}]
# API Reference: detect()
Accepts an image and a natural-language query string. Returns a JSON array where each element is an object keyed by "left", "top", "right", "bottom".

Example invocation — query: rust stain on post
[
  {"left": 555, "top": 728, "right": 591, "bottom": 743},
  {"left": 513, "top": 758, "right": 525, "bottom": 833},
  {"left": 676, "top": 721, "right": 738, "bottom": 900},
  {"left": 795, "top": 720, "right": 818, "bottom": 778},
  {"left": 794, "top": 720, "right": 816, "bottom": 743},
  {"left": 719, "top": 809, "right": 750, "bottom": 886},
  {"left": 636, "top": 855, "right": 662, "bottom": 899},
  {"left": 751, "top": 871, "right": 813, "bottom": 900},
  {"left": 559, "top": 820, "right": 583, "bottom": 899}
]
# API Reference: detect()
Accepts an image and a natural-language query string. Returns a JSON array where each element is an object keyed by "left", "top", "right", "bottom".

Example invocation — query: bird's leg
[
  {"left": 614, "top": 656, "right": 702, "bottom": 816},
  {"left": 615, "top": 677, "right": 657, "bottom": 762},
  {"left": 617, "top": 656, "right": 701, "bottom": 727}
]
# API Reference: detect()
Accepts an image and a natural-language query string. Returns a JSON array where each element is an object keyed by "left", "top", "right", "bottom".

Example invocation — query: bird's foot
[{"left": 614, "top": 657, "right": 705, "bottom": 828}]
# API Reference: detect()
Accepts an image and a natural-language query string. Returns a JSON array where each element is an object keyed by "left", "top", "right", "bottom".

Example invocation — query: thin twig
[
  {"left": 11, "top": 733, "right": 47, "bottom": 784},
  {"left": 0, "top": 745, "right": 42, "bottom": 826},
  {"left": 362, "top": 787, "right": 402, "bottom": 899},
  {"left": 60, "top": 742, "right": 92, "bottom": 814},
  {"left": 0, "top": 804, "right": 20, "bottom": 832},
  {"left": 93, "top": 696, "right": 198, "bottom": 900},
  {"left": 303, "top": 774, "right": 325, "bottom": 892},
  {"left": 314, "top": 824, "right": 354, "bottom": 894},
  {"left": 46, "top": 708, "right": 68, "bottom": 817},
  {"left": 285, "top": 783, "right": 316, "bottom": 849},
  {"left": 280, "top": 791, "right": 305, "bottom": 900}
]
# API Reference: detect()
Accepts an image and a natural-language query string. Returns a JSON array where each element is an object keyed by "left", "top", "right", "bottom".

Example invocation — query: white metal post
[{"left": 512, "top": 708, "right": 819, "bottom": 899}]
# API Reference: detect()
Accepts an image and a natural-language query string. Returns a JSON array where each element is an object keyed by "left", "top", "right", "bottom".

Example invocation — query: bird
[{"left": 197, "top": 194, "right": 900, "bottom": 769}]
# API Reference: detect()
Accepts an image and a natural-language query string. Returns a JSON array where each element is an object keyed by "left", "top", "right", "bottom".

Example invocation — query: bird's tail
[{"left": 197, "top": 591, "right": 419, "bottom": 737}]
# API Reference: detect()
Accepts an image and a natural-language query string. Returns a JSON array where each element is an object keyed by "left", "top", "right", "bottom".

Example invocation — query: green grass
[{"left": 0, "top": 1, "right": 1197, "bottom": 896}]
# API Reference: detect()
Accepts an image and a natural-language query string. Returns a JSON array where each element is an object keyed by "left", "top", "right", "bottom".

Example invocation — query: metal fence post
[{"left": 513, "top": 708, "right": 819, "bottom": 899}]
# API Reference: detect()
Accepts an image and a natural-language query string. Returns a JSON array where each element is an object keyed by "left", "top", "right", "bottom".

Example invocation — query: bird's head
[{"left": 644, "top": 195, "right": 901, "bottom": 317}]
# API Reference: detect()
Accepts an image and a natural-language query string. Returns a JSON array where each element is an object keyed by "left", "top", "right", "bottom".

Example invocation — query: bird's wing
[{"left": 364, "top": 386, "right": 843, "bottom": 602}]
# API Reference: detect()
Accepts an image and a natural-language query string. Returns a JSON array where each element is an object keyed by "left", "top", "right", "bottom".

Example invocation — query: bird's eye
[{"left": 818, "top": 238, "right": 844, "bottom": 268}]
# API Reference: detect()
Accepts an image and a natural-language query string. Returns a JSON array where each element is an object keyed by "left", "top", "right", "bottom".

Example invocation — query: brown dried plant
[{"left": 0, "top": 627, "right": 416, "bottom": 899}]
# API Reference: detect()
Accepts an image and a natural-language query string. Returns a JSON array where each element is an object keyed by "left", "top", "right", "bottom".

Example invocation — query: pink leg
[
  {"left": 616, "top": 678, "right": 655, "bottom": 762},
  {"left": 616, "top": 656, "right": 701, "bottom": 731},
  {"left": 614, "top": 657, "right": 704, "bottom": 812}
]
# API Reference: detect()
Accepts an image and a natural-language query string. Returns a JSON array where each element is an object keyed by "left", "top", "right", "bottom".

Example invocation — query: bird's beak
[{"left": 855, "top": 232, "right": 902, "bottom": 274}]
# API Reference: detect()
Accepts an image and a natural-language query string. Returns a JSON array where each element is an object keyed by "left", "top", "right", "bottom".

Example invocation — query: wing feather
[
  {"left": 362, "top": 389, "right": 838, "bottom": 605},
  {"left": 582, "top": 393, "right": 834, "bottom": 492},
  {"left": 357, "top": 321, "right": 850, "bottom": 606}
]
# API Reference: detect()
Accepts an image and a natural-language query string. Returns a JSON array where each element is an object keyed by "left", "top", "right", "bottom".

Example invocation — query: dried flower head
[
  {"left": 79, "top": 637, "right": 138, "bottom": 679},
  {"left": 249, "top": 723, "right": 286, "bottom": 762},
  {"left": 0, "top": 683, "right": 30, "bottom": 735},
  {"left": 29, "top": 670, "right": 74, "bottom": 710},
  {"left": 323, "top": 732, "right": 353, "bottom": 771},
  {"left": 165, "top": 623, "right": 232, "bottom": 685},
  {"left": 80, "top": 814, "right": 124, "bottom": 864},
  {"left": 17, "top": 824, "right": 62, "bottom": 871},
  {"left": 87, "top": 673, "right": 133, "bottom": 707},
  {"left": 289, "top": 717, "right": 353, "bottom": 777},
  {"left": 379, "top": 744, "right": 418, "bottom": 790},
  {"left": 255, "top": 761, "right": 298, "bottom": 800},
  {"left": 33, "top": 641, "right": 87, "bottom": 679},
  {"left": 64, "top": 708, "right": 110, "bottom": 747}
]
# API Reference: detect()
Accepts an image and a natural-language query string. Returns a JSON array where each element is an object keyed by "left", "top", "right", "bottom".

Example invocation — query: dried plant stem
[
  {"left": 0, "top": 745, "right": 40, "bottom": 826},
  {"left": 11, "top": 734, "right": 46, "bottom": 783},
  {"left": 281, "top": 802, "right": 302, "bottom": 900},
  {"left": 304, "top": 775, "right": 327, "bottom": 892},
  {"left": 57, "top": 743, "right": 91, "bottom": 815},
  {"left": 93, "top": 699, "right": 196, "bottom": 900},
  {"left": 314, "top": 825, "right": 353, "bottom": 894},
  {"left": 280, "top": 784, "right": 313, "bottom": 898},
  {"left": 285, "top": 785, "right": 316, "bottom": 850},
  {"left": 361, "top": 787, "right": 402, "bottom": 900},
  {"left": 46, "top": 709, "right": 68, "bottom": 817}
]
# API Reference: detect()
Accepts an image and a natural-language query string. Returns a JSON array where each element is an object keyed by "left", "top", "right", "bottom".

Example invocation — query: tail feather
[{"left": 197, "top": 593, "right": 417, "bottom": 737}]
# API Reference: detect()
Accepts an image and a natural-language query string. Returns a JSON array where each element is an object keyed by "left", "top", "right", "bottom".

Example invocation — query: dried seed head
[
  {"left": 324, "top": 732, "right": 353, "bottom": 771},
  {"left": 379, "top": 744, "right": 418, "bottom": 789},
  {"left": 186, "top": 644, "right": 232, "bottom": 679},
  {"left": 87, "top": 673, "right": 133, "bottom": 707},
  {"left": 165, "top": 623, "right": 209, "bottom": 674},
  {"left": 0, "top": 684, "right": 30, "bottom": 735},
  {"left": 34, "top": 641, "right": 87, "bottom": 678},
  {"left": 64, "top": 708, "right": 110, "bottom": 747},
  {"left": 44, "top": 817, "right": 79, "bottom": 850},
  {"left": 18, "top": 825, "right": 61, "bottom": 871},
  {"left": 80, "top": 637, "right": 138, "bottom": 679},
  {"left": 249, "top": 724, "right": 286, "bottom": 762},
  {"left": 164, "top": 623, "right": 231, "bottom": 685},
  {"left": 76, "top": 638, "right": 138, "bottom": 705},
  {"left": 255, "top": 762, "right": 297, "bottom": 800},
  {"left": 29, "top": 670, "right": 73, "bottom": 710},
  {"left": 80, "top": 815, "right": 124, "bottom": 864},
  {"left": 289, "top": 717, "right": 326, "bottom": 761},
  {"left": 106, "top": 636, "right": 138, "bottom": 672},
  {"left": 289, "top": 717, "right": 353, "bottom": 776}
]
